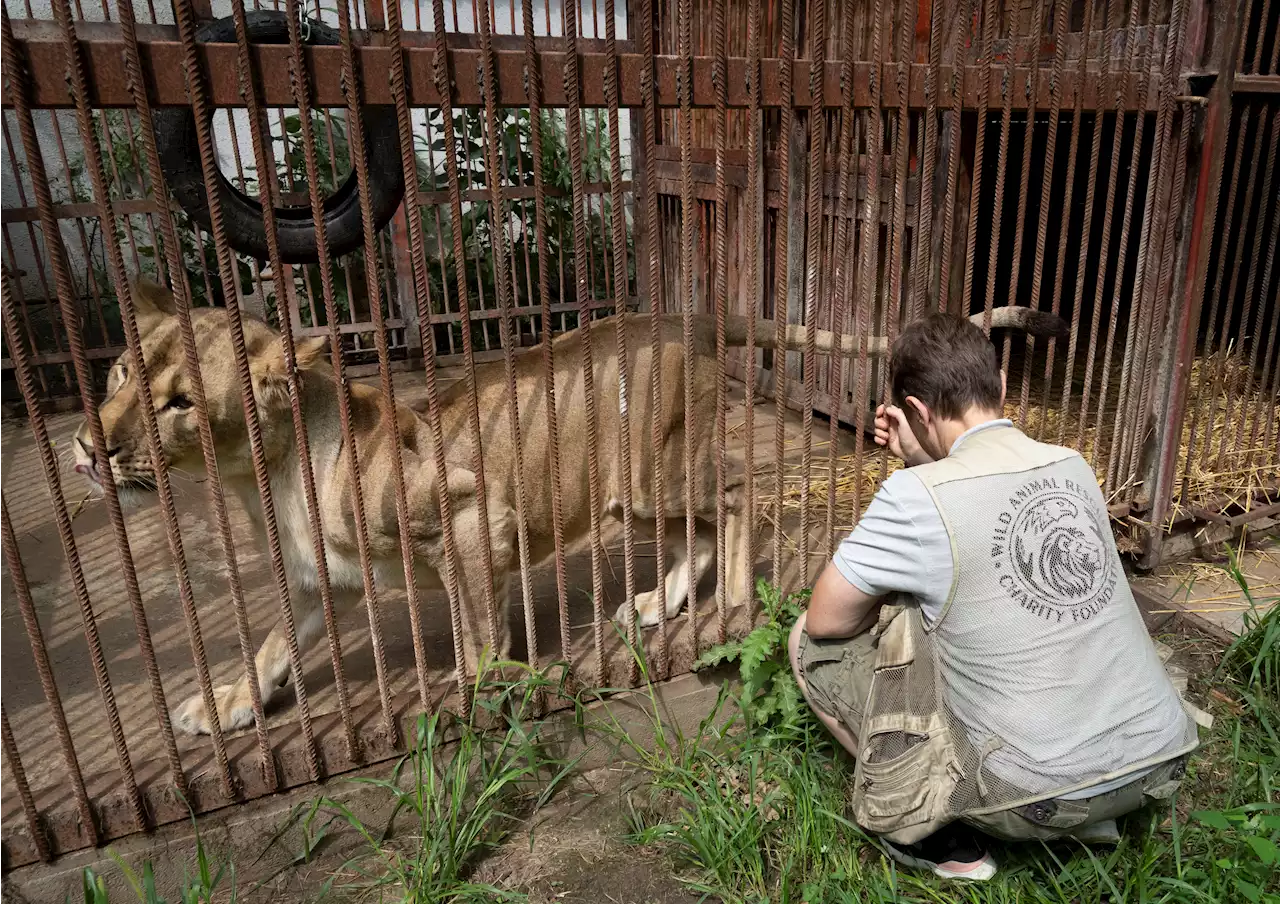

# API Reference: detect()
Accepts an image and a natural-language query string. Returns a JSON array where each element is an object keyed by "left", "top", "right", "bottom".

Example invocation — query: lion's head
[{"left": 72, "top": 280, "right": 326, "bottom": 498}]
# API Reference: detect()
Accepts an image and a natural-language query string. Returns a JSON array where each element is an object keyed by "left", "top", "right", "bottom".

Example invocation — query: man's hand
[{"left": 875, "top": 404, "right": 933, "bottom": 467}]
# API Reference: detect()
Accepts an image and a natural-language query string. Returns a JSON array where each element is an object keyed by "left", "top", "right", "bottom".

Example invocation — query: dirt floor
[
  {"left": 249, "top": 765, "right": 702, "bottom": 904},
  {"left": 1133, "top": 533, "right": 1280, "bottom": 639}
]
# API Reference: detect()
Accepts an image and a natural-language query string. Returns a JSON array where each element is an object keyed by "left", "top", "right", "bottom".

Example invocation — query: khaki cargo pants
[{"left": 795, "top": 627, "right": 1188, "bottom": 842}]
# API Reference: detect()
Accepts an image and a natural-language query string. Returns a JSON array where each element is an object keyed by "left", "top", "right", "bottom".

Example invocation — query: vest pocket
[{"left": 854, "top": 713, "right": 958, "bottom": 836}]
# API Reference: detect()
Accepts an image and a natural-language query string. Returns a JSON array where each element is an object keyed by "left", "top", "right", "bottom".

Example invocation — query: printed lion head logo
[{"left": 1011, "top": 493, "right": 1109, "bottom": 606}]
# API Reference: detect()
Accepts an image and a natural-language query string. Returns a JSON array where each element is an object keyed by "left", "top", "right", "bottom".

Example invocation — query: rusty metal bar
[
  {"left": 114, "top": 0, "right": 285, "bottom": 783},
  {"left": 53, "top": 0, "right": 249, "bottom": 799},
  {"left": 382, "top": 0, "right": 474, "bottom": 706},
  {"left": 937, "top": 0, "right": 971, "bottom": 315},
  {"left": 741, "top": 0, "right": 761, "bottom": 623},
  {"left": 1224, "top": 110, "right": 1279, "bottom": 456},
  {"left": 1021, "top": 0, "right": 1070, "bottom": 424},
  {"left": 1092, "top": 1, "right": 1154, "bottom": 487},
  {"left": 677, "top": 0, "right": 699, "bottom": 644},
  {"left": 1116, "top": 0, "right": 1190, "bottom": 492},
  {"left": 626, "top": 0, "right": 661, "bottom": 670},
  {"left": 823, "top": 0, "right": 860, "bottom": 556},
  {"left": 879, "top": 0, "right": 909, "bottom": 483},
  {"left": 798, "top": 0, "right": 825, "bottom": 590},
  {"left": 1139, "top": 102, "right": 1193, "bottom": 484},
  {"left": 1177, "top": 104, "right": 1239, "bottom": 486},
  {"left": 961, "top": 0, "right": 997, "bottom": 318},
  {"left": 562, "top": 0, "right": 609, "bottom": 683},
  {"left": 223, "top": 0, "right": 367, "bottom": 761},
  {"left": 769, "top": 0, "right": 795, "bottom": 587},
  {"left": 1212, "top": 106, "right": 1270, "bottom": 470},
  {"left": 430, "top": 0, "right": 506, "bottom": 673},
  {"left": 1, "top": 24, "right": 1164, "bottom": 111},
  {"left": 852, "top": 0, "right": 885, "bottom": 521},
  {"left": 1244, "top": 139, "right": 1280, "bottom": 457},
  {"left": 0, "top": 705, "right": 49, "bottom": 862},
  {"left": 1059, "top": 0, "right": 1119, "bottom": 447},
  {"left": 709, "top": 0, "right": 728, "bottom": 644},
  {"left": 329, "top": 0, "right": 413, "bottom": 740},
  {"left": 169, "top": 0, "right": 324, "bottom": 779},
  {"left": 1254, "top": 311, "right": 1280, "bottom": 459},
  {"left": 476, "top": 0, "right": 541, "bottom": 680},
  {"left": 1143, "top": 0, "right": 1240, "bottom": 568},
  {"left": 1, "top": 495, "right": 97, "bottom": 849},
  {"left": 1076, "top": 0, "right": 1137, "bottom": 462},
  {"left": 1005, "top": 0, "right": 1046, "bottom": 393},
  {"left": 910, "top": 0, "right": 945, "bottom": 317},
  {"left": 3, "top": 11, "right": 159, "bottom": 830},
  {"left": 985, "top": 11, "right": 1016, "bottom": 342},
  {"left": 517, "top": 0, "right": 568, "bottom": 676}
]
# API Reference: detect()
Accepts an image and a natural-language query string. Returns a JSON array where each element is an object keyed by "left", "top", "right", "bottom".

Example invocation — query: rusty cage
[{"left": 1, "top": 0, "right": 1277, "bottom": 868}]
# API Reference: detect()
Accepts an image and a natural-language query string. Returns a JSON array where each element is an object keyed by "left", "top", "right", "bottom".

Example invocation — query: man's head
[{"left": 889, "top": 312, "right": 1007, "bottom": 461}]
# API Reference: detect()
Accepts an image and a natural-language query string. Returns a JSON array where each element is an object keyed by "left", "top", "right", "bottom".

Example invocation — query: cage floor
[{"left": 1, "top": 365, "right": 855, "bottom": 860}]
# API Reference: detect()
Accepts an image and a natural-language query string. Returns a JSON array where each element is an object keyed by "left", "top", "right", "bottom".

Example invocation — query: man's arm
[{"left": 806, "top": 562, "right": 883, "bottom": 639}]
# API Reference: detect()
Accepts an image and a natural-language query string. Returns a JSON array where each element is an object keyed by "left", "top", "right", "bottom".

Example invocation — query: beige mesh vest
[{"left": 848, "top": 426, "right": 1201, "bottom": 844}]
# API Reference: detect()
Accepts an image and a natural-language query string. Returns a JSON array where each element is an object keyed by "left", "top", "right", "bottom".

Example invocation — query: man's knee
[{"left": 788, "top": 613, "right": 808, "bottom": 679}]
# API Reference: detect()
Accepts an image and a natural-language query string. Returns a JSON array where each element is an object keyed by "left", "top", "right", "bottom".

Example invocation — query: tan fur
[{"left": 73, "top": 281, "right": 1060, "bottom": 736}]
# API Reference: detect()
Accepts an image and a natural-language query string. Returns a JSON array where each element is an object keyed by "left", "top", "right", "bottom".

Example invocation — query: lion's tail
[{"left": 680, "top": 307, "right": 1069, "bottom": 358}]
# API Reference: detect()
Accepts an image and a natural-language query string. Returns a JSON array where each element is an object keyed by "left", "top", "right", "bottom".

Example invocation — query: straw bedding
[{"left": 761, "top": 353, "right": 1279, "bottom": 553}]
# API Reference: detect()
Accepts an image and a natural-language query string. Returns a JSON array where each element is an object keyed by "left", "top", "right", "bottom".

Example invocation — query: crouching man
[{"left": 790, "top": 313, "right": 1204, "bottom": 880}]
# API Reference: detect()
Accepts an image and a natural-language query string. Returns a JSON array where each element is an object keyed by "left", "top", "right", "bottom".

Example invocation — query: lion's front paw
[
  {"left": 172, "top": 685, "right": 255, "bottom": 737},
  {"left": 615, "top": 591, "right": 664, "bottom": 629}
]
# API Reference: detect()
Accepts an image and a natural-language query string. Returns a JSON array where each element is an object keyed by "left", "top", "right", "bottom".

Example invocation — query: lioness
[{"left": 72, "top": 280, "right": 1066, "bottom": 736}]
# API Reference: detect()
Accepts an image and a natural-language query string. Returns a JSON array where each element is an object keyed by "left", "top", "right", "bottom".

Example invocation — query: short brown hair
[{"left": 889, "top": 313, "right": 1003, "bottom": 420}]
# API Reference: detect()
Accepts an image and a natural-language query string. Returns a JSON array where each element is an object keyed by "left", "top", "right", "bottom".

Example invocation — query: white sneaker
[{"left": 882, "top": 826, "right": 999, "bottom": 880}]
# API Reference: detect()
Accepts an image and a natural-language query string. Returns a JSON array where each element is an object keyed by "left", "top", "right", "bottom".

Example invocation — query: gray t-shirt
[{"left": 830, "top": 419, "right": 1148, "bottom": 798}]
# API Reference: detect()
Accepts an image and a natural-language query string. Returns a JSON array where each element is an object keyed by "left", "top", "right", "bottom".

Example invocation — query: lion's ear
[
  {"left": 250, "top": 335, "right": 329, "bottom": 405},
  {"left": 130, "top": 279, "right": 177, "bottom": 333},
  {"left": 293, "top": 336, "right": 329, "bottom": 371}
]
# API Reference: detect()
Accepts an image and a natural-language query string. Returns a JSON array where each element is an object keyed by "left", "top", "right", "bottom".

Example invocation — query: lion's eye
[{"left": 163, "top": 395, "right": 193, "bottom": 411}]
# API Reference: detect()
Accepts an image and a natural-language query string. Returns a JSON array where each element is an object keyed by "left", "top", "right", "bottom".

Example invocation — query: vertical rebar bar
[
  {"left": 1059, "top": 0, "right": 1121, "bottom": 447},
  {"left": 170, "top": 0, "right": 323, "bottom": 778},
  {"left": 1023, "top": 0, "right": 1070, "bottom": 426},
  {"left": 710, "top": 0, "right": 729, "bottom": 643},
  {"left": 637, "top": 0, "right": 672, "bottom": 674},
  {"left": 476, "top": 0, "right": 541, "bottom": 682},
  {"left": 0, "top": 705, "right": 50, "bottom": 862},
  {"left": 1, "top": 495, "right": 97, "bottom": 847},
  {"left": 3, "top": 11, "right": 157, "bottom": 829},
  {"left": 798, "top": 0, "right": 826, "bottom": 587},
  {"left": 962, "top": 0, "right": 999, "bottom": 316},
  {"left": 561, "top": 0, "right": 610, "bottom": 681},
  {"left": 383, "top": 0, "right": 473, "bottom": 706},
  {"left": 430, "top": 0, "right": 505, "bottom": 666},
  {"left": 770, "top": 0, "right": 796, "bottom": 587}
]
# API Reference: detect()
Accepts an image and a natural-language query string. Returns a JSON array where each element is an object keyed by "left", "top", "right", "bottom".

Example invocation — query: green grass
[
  {"left": 73, "top": 561, "right": 1279, "bottom": 904},
  {"left": 285, "top": 659, "right": 582, "bottom": 902},
  {"left": 609, "top": 576, "right": 1280, "bottom": 904}
]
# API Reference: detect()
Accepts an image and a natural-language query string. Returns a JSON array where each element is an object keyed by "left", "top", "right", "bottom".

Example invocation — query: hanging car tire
[{"left": 153, "top": 11, "right": 405, "bottom": 264}]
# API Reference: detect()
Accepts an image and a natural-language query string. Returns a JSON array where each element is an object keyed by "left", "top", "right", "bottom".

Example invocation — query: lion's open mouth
[
  {"left": 74, "top": 460, "right": 104, "bottom": 487},
  {"left": 75, "top": 462, "right": 154, "bottom": 492}
]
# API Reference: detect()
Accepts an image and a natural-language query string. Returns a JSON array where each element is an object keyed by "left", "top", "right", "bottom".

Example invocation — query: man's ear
[
  {"left": 905, "top": 395, "right": 930, "bottom": 428},
  {"left": 131, "top": 279, "right": 177, "bottom": 333},
  {"left": 1000, "top": 369, "right": 1008, "bottom": 407}
]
